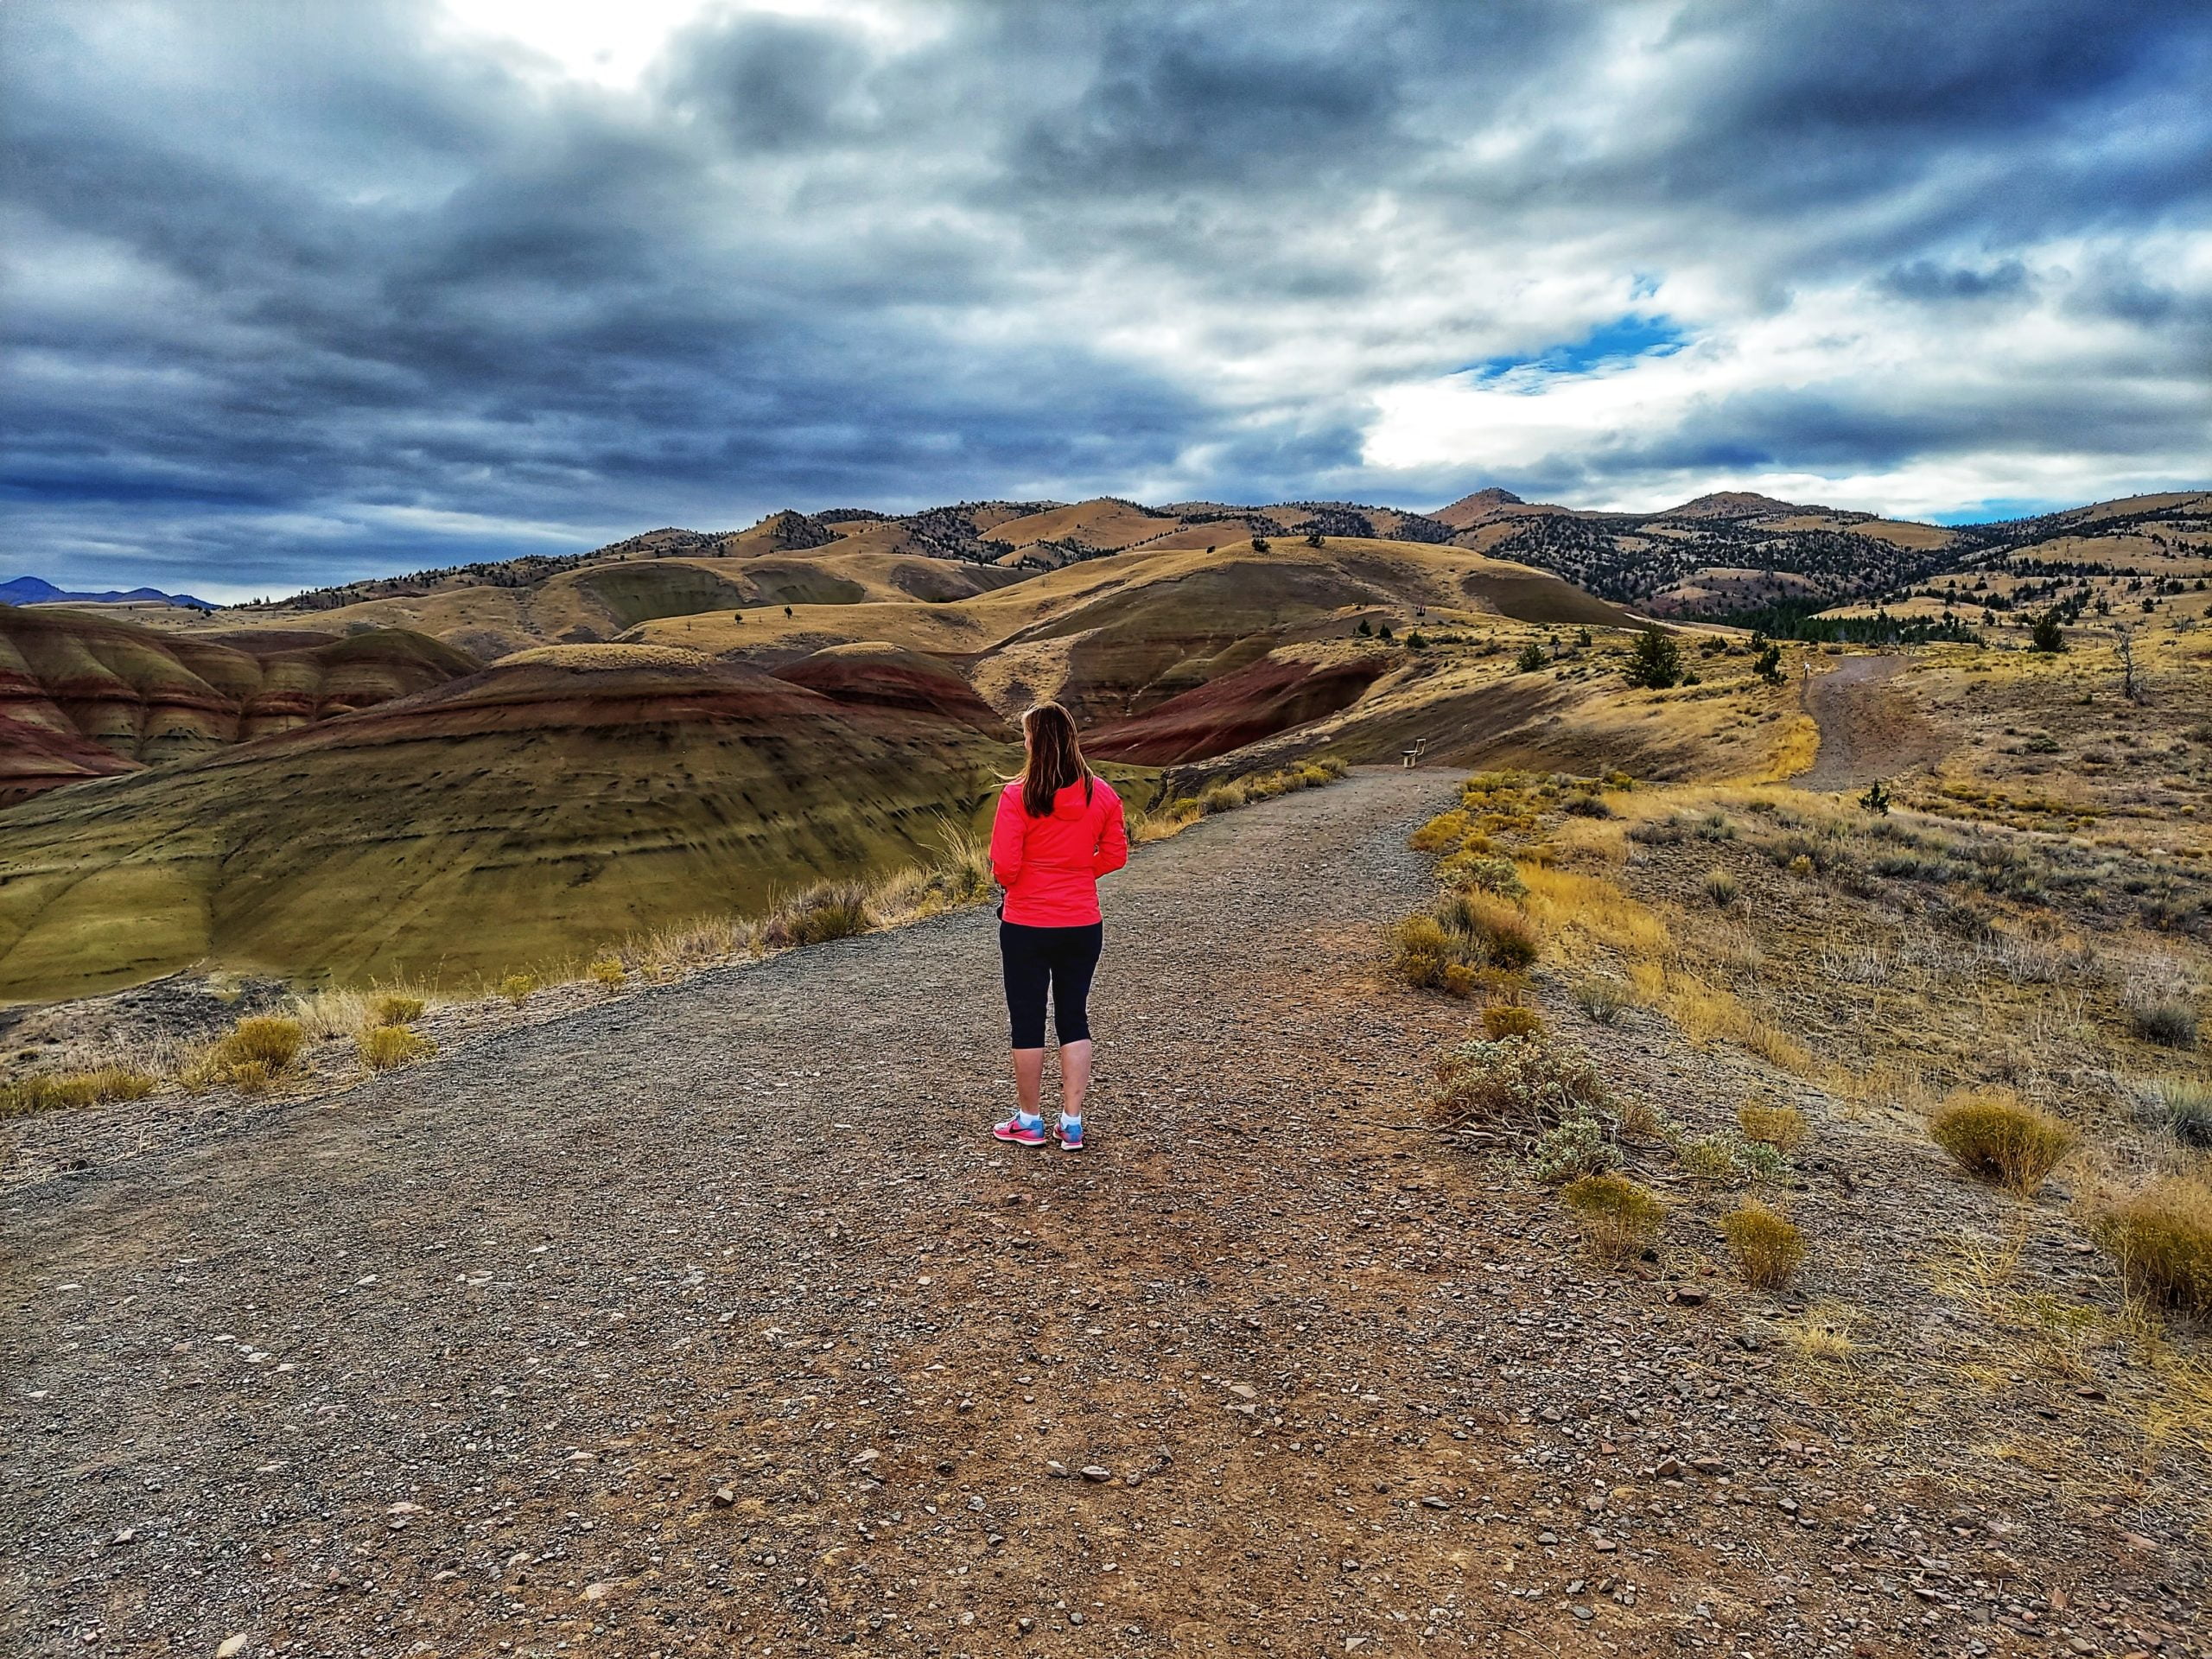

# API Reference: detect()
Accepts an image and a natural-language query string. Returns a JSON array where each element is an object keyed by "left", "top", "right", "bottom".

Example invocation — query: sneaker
[
  {"left": 993, "top": 1113, "right": 1047, "bottom": 1147},
  {"left": 1056, "top": 1116, "right": 1084, "bottom": 1151}
]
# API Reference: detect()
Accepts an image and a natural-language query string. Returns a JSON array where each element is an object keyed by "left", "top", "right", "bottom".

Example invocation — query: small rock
[
  {"left": 1669, "top": 1287, "right": 1707, "bottom": 1307},
  {"left": 1421, "top": 1496, "right": 1452, "bottom": 1511},
  {"left": 712, "top": 1487, "right": 735, "bottom": 1508},
  {"left": 1046, "top": 1460, "right": 1070, "bottom": 1478},
  {"left": 1070, "top": 1611, "right": 1085, "bottom": 1626},
  {"left": 851, "top": 1449, "right": 879, "bottom": 1467},
  {"left": 582, "top": 1582, "right": 614, "bottom": 1602},
  {"left": 110, "top": 1529, "right": 137, "bottom": 1547},
  {"left": 216, "top": 1638, "right": 248, "bottom": 1659},
  {"left": 1017, "top": 1617, "right": 1034, "bottom": 1633},
  {"left": 1655, "top": 1456, "right": 1682, "bottom": 1478},
  {"left": 1227, "top": 1382, "right": 1259, "bottom": 1401},
  {"left": 957, "top": 1398, "right": 975, "bottom": 1413},
  {"left": 1079, "top": 1465, "right": 1113, "bottom": 1483},
  {"left": 1691, "top": 1456, "right": 1728, "bottom": 1476}
]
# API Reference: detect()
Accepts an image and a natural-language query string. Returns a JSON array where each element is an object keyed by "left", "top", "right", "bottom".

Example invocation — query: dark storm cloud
[{"left": 3, "top": 0, "right": 2208, "bottom": 596}]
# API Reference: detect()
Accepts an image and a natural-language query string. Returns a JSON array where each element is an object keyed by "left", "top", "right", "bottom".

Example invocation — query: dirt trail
[
  {"left": 3, "top": 770, "right": 2199, "bottom": 1658},
  {"left": 1798, "top": 654, "right": 1950, "bottom": 791}
]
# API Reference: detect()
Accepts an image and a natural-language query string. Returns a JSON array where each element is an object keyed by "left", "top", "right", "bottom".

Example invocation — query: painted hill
[
  {"left": 0, "top": 645, "right": 1018, "bottom": 999},
  {"left": 0, "top": 605, "right": 478, "bottom": 798}
]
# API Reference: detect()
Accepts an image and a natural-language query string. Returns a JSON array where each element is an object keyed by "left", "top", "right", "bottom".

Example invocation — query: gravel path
[
  {"left": 1799, "top": 655, "right": 1949, "bottom": 791},
  {"left": 4, "top": 767, "right": 2201, "bottom": 1659}
]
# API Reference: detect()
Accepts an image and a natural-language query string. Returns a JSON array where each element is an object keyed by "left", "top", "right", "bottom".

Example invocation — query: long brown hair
[{"left": 1019, "top": 701, "right": 1093, "bottom": 818}]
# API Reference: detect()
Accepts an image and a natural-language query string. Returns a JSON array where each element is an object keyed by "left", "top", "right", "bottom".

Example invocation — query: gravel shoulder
[
  {"left": 1800, "top": 655, "right": 1951, "bottom": 791},
  {"left": 3, "top": 768, "right": 2202, "bottom": 1659}
]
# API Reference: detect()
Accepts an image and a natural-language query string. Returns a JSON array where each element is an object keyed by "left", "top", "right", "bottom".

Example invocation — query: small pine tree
[
  {"left": 784, "top": 605, "right": 793, "bottom": 619},
  {"left": 1378, "top": 621, "right": 1395, "bottom": 640},
  {"left": 1575, "top": 627, "right": 1592, "bottom": 647},
  {"left": 1250, "top": 536, "right": 1271, "bottom": 553},
  {"left": 733, "top": 612, "right": 744, "bottom": 623},
  {"left": 1754, "top": 643, "right": 1783, "bottom": 684},
  {"left": 1306, "top": 531, "right": 1324, "bottom": 548},
  {"left": 2030, "top": 611, "right": 2066, "bottom": 652},
  {"left": 1406, "top": 631, "right": 1428, "bottom": 651},
  {"left": 1357, "top": 618, "right": 1373, "bottom": 637},
  {"left": 1624, "top": 628, "right": 1682, "bottom": 689},
  {"left": 1859, "top": 779, "right": 1891, "bottom": 816},
  {"left": 1515, "top": 640, "right": 1547, "bottom": 673}
]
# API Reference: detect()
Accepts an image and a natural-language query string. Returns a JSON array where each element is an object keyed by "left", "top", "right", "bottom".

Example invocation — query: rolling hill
[
  {"left": 0, "top": 606, "right": 478, "bottom": 801},
  {"left": 0, "top": 647, "right": 1018, "bottom": 999}
]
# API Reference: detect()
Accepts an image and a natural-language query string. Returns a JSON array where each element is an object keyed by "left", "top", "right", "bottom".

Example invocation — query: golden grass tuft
[
  {"left": 1560, "top": 1172, "right": 1667, "bottom": 1265},
  {"left": 1738, "top": 1101, "right": 1809, "bottom": 1153},
  {"left": 368, "top": 993, "right": 426, "bottom": 1027},
  {"left": 0, "top": 1066, "right": 157, "bottom": 1118},
  {"left": 357, "top": 1024, "right": 434, "bottom": 1071},
  {"left": 1781, "top": 1302, "right": 1859, "bottom": 1363},
  {"left": 499, "top": 973, "right": 538, "bottom": 1007},
  {"left": 1721, "top": 1200, "right": 1806, "bottom": 1289},
  {"left": 1927, "top": 1087, "right": 2077, "bottom": 1194},
  {"left": 1482, "top": 1003, "right": 1546, "bottom": 1041},
  {"left": 218, "top": 1015, "right": 305, "bottom": 1072},
  {"left": 2094, "top": 1179, "right": 2212, "bottom": 1315},
  {"left": 588, "top": 957, "right": 627, "bottom": 991}
]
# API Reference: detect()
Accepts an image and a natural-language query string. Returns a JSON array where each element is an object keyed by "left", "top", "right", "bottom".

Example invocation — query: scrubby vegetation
[
  {"left": 357, "top": 1025, "right": 434, "bottom": 1071},
  {"left": 1722, "top": 1200, "right": 1806, "bottom": 1289},
  {"left": 2095, "top": 1179, "right": 2212, "bottom": 1314},
  {"left": 0, "top": 1066, "right": 156, "bottom": 1119},
  {"left": 1560, "top": 1172, "right": 1666, "bottom": 1262},
  {"left": 1928, "top": 1088, "right": 2077, "bottom": 1194}
]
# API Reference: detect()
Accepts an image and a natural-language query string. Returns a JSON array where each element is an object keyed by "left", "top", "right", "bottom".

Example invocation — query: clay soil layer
[{"left": 2, "top": 772, "right": 2201, "bottom": 1657}]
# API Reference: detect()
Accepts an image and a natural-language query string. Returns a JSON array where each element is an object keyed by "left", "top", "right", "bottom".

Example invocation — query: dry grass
[
  {"left": 181, "top": 1014, "right": 308, "bottom": 1095},
  {"left": 498, "top": 973, "right": 538, "bottom": 1007},
  {"left": 1780, "top": 1301, "right": 1859, "bottom": 1363},
  {"left": 1703, "top": 866, "right": 1740, "bottom": 906},
  {"left": 1738, "top": 1101, "right": 1809, "bottom": 1152},
  {"left": 1721, "top": 1200, "right": 1807, "bottom": 1289},
  {"left": 1664, "top": 973, "right": 1820, "bottom": 1076},
  {"left": 1927, "top": 1087, "right": 2077, "bottom": 1194},
  {"left": 1560, "top": 1172, "right": 1666, "bottom": 1265},
  {"left": 2095, "top": 1179, "right": 2212, "bottom": 1315},
  {"left": 0, "top": 1066, "right": 157, "bottom": 1119},
  {"left": 357, "top": 1024, "right": 434, "bottom": 1071},
  {"left": 1517, "top": 865, "right": 1672, "bottom": 958},
  {"left": 588, "top": 957, "right": 626, "bottom": 991}
]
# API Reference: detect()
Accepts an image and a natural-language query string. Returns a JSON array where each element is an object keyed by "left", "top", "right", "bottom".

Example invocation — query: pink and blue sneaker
[
  {"left": 993, "top": 1111, "right": 1047, "bottom": 1147},
  {"left": 1056, "top": 1115, "right": 1084, "bottom": 1152}
]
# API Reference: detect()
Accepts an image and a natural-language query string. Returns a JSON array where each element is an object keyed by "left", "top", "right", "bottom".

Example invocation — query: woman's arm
[
  {"left": 1092, "top": 791, "right": 1129, "bottom": 879},
  {"left": 989, "top": 789, "right": 1025, "bottom": 889}
]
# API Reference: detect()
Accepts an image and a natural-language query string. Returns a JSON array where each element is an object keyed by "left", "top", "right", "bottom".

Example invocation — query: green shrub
[
  {"left": 1571, "top": 976, "right": 1632, "bottom": 1025},
  {"left": 1561, "top": 791, "right": 1614, "bottom": 819},
  {"left": 1676, "top": 1130, "right": 1789, "bottom": 1187},
  {"left": 1427, "top": 1035, "right": 1612, "bottom": 1141},
  {"left": 2145, "top": 1076, "right": 2212, "bottom": 1147},
  {"left": 1529, "top": 1115, "right": 1619, "bottom": 1184},
  {"left": 1560, "top": 1172, "right": 1666, "bottom": 1264},
  {"left": 1438, "top": 853, "right": 1527, "bottom": 897},
  {"left": 1927, "top": 1088, "right": 2076, "bottom": 1195},
  {"left": 1722, "top": 1201, "right": 1805, "bottom": 1289}
]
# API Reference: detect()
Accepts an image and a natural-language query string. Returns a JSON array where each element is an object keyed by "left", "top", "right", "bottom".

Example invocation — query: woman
[{"left": 988, "top": 702, "right": 1128, "bottom": 1150}]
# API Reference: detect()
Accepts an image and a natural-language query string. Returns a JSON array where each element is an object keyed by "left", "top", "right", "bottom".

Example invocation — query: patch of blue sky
[
  {"left": 1460, "top": 313, "right": 1688, "bottom": 385},
  {"left": 1925, "top": 499, "right": 2075, "bottom": 525}
]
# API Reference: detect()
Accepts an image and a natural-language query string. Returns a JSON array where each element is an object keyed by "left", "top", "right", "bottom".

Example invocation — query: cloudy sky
[{"left": 5, "top": 0, "right": 2210, "bottom": 600}]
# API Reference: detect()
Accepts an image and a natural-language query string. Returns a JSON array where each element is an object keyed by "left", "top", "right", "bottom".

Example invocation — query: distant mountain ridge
[{"left": 1, "top": 575, "right": 213, "bottom": 610}]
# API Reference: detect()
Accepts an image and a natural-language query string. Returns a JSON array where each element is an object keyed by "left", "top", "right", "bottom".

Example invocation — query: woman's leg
[
  {"left": 1047, "top": 924, "right": 1104, "bottom": 1122},
  {"left": 998, "top": 923, "right": 1051, "bottom": 1135}
]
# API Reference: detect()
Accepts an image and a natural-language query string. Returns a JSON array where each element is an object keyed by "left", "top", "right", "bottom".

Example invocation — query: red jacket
[{"left": 990, "top": 775, "right": 1128, "bottom": 927}]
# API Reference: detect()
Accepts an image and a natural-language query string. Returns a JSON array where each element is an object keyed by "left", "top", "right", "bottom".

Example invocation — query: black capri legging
[{"left": 999, "top": 920, "right": 1104, "bottom": 1049}]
